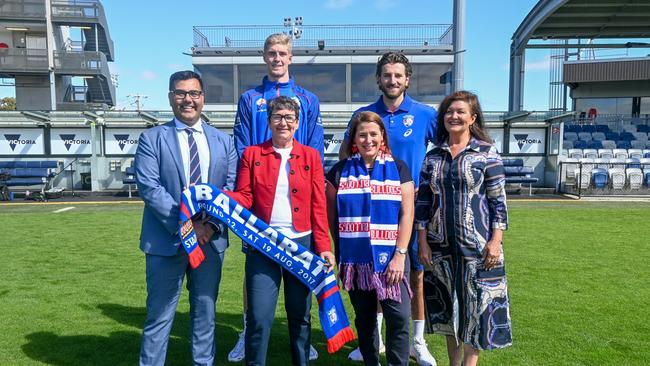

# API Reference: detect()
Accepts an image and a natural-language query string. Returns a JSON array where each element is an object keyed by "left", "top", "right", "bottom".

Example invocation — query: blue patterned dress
[{"left": 415, "top": 138, "right": 512, "bottom": 350}]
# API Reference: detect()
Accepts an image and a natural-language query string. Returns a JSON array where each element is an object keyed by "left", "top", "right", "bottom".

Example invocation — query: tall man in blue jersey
[
  {"left": 340, "top": 52, "right": 438, "bottom": 366},
  {"left": 227, "top": 32, "right": 324, "bottom": 363},
  {"left": 233, "top": 32, "right": 324, "bottom": 160}
]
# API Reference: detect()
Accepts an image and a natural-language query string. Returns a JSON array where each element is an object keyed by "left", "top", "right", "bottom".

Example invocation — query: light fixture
[
  {"left": 6, "top": 27, "right": 29, "bottom": 31},
  {"left": 78, "top": 26, "right": 92, "bottom": 30},
  {"left": 318, "top": 40, "right": 325, "bottom": 50}
]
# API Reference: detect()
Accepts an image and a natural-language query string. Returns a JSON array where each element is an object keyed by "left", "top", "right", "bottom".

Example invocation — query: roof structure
[{"left": 508, "top": 0, "right": 650, "bottom": 111}]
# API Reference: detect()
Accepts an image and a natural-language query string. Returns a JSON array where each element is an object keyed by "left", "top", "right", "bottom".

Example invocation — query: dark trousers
[
  {"left": 348, "top": 279, "right": 411, "bottom": 366},
  {"left": 244, "top": 234, "right": 313, "bottom": 366}
]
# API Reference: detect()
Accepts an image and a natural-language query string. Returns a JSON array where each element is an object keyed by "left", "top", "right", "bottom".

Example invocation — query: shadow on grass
[
  {"left": 21, "top": 303, "right": 273, "bottom": 365},
  {"left": 22, "top": 302, "right": 352, "bottom": 365}
]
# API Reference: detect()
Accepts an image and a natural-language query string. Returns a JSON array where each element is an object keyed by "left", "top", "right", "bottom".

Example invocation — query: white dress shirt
[{"left": 174, "top": 118, "right": 210, "bottom": 186}]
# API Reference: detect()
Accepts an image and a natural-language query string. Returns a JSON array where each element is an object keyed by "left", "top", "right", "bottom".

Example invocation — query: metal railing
[
  {"left": 53, "top": 50, "right": 105, "bottom": 74},
  {"left": 0, "top": 48, "right": 48, "bottom": 72},
  {"left": 0, "top": 0, "right": 45, "bottom": 19},
  {"left": 193, "top": 24, "right": 453, "bottom": 49},
  {"left": 51, "top": 0, "right": 101, "bottom": 19}
]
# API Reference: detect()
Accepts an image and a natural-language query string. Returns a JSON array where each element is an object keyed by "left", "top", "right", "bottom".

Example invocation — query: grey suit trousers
[{"left": 139, "top": 245, "right": 224, "bottom": 366}]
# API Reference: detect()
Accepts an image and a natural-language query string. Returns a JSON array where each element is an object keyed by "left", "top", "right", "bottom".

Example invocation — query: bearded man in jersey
[{"left": 339, "top": 52, "right": 438, "bottom": 366}]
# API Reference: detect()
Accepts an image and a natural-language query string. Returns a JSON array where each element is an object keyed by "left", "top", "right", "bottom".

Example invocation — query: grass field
[{"left": 1, "top": 200, "right": 649, "bottom": 365}]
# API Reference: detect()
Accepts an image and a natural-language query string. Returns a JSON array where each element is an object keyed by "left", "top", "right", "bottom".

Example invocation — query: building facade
[
  {"left": 190, "top": 23, "right": 454, "bottom": 113},
  {"left": 0, "top": 0, "right": 115, "bottom": 111}
]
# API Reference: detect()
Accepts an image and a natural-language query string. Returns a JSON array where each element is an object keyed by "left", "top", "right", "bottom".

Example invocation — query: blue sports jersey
[
  {"left": 344, "top": 94, "right": 437, "bottom": 186},
  {"left": 234, "top": 76, "right": 324, "bottom": 161}
]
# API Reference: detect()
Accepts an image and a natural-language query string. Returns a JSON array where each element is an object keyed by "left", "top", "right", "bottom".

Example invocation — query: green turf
[{"left": 0, "top": 201, "right": 649, "bottom": 365}]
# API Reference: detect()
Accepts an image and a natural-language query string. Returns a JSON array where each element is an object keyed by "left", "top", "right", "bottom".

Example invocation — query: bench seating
[
  {"left": 503, "top": 158, "right": 538, "bottom": 195},
  {"left": 0, "top": 161, "right": 59, "bottom": 201}
]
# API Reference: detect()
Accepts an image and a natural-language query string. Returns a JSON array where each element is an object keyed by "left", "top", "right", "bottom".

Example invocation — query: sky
[{"left": 1, "top": 0, "right": 568, "bottom": 111}]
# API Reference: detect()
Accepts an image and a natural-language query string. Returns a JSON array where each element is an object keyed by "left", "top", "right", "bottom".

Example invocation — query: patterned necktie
[{"left": 185, "top": 128, "right": 202, "bottom": 185}]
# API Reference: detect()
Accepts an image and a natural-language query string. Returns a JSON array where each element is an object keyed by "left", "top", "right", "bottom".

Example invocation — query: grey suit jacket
[{"left": 135, "top": 120, "right": 238, "bottom": 256}]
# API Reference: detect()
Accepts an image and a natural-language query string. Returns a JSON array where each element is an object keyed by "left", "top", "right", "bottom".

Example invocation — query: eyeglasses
[
  {"left": 171, "top": 89, "right": 203, "bottom": 99},
  {"left": 270, "top": 113, "right": 297, "bottom": 124}
]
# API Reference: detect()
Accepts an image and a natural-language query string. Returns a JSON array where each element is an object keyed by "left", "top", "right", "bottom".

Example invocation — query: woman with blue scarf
[{"left": 326, "top": 111, "right": 414, "bottom": 366}]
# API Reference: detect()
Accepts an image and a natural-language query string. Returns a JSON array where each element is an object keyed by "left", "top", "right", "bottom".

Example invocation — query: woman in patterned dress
[{"left": 415, "top": 91, "right": 512, "bottom": 366}]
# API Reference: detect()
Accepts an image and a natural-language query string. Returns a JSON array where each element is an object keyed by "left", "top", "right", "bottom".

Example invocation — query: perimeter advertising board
[
  {"left": 508, "top": 128, "right": 546, "bottom": 154},
  {"left": 50, "top": 128, "right": 92, "bottom": 155},
  {"left": 104, "top": 129, "right": 143, "bottom": 155},
  {"left": 488, "top": 128, "right": 504, "bottom": 153},
  {"left": 0, "top": 129, "right": 45, "bottom": 155}
]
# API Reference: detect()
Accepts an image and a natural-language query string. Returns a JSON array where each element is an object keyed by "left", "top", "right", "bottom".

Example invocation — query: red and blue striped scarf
[
  {"left": 337, "top": 153, "right": 404, "bottom": 301},
  {"left": 178, "top": 184, "right": 356, "bottom": 353}
]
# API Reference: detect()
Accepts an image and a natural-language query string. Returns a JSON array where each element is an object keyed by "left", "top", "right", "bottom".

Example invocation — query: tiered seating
[
  {"left": 0, "top": 161, "right": 59, "bottom": 201},
  {"left": 564, "top": 122, "right": 650, "bottom": 151}
]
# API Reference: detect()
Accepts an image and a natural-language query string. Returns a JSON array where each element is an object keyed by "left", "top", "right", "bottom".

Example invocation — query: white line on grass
[{"left": 53, "top": 207, "right": 76, "bottom": 213}]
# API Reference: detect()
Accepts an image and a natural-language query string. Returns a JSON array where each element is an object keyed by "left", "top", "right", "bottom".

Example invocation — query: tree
[{"left": 0, "top": 97, "right": 16, "bottom": 111}]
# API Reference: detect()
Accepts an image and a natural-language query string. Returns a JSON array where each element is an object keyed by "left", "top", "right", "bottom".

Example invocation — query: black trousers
[{"left": 348, "top": 278, "right": 411, "bottom": 366}]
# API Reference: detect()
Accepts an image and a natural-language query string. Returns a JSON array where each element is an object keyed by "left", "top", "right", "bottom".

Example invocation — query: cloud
[
  {"left": 140, "top": 70, "right": 157, "bottom": 81},
  {"left": 325, "top": 0, "right": 353, "bottom": 9}
]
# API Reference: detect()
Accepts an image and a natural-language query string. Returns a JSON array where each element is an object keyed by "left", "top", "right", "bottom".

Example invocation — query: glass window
[
  {"left": 574, "top": 97, "right": 634, "bottom": 115},
  {"left": 641, "top": 97, "right": 650, "bottom": 116},
  {"left": 290, "top": 64, "right": 346, "bottom": 103},
  {"left": 408, "top": 64, "right": 448, "bottom": 103},
  {"left": 194, "top": 65, "right": 233, "bottom": 103},
  {"left": 351, "top": 64, "right": 379, "bottom": 103},
  {"left": 352, "top": 63, "right": 449, "bottom": 103},
  {"left": 237, "top": 65, "right": 268, "bottom": 95}
]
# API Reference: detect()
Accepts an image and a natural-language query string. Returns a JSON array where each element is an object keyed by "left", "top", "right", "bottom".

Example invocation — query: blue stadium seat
[
  {"left": 582, "top": 125, "right": 596, "bottom": 133},
  {"left": 591, "top": 168, "right": 608, "bottom": 189},
  {"left": 578, "top": 132, "right": 592, "bottom": 141},
  {"left": 0, "top": 161, "right": 58, "bottom": 169},
  {"left": 616, "top": 140, "right": 632, "bottom": 150},
  {"left": 619, "top": 132, "right": 635, "bottom": 141},
  {"left": 564, "top": 132, "right": 578, "bottom": 141},
  {"left": 586, "top": 140, "right": 603, "bottom": 149},
  {"left": 595, "top": 124, "right": 610, "bottom": 133},
  {"left": 565, "top": 124, "right": 581, "bottom": 133},
  {"left": 573, "top": 140, "right": 588, "bottom": 149},
  {"left": 637, "top": 125, "right": 650, "bottom": 133},
  {"left": 591, "top": 132, "right": 606, "bottom": 141},
  {"left": 645, "top": 152, "right": 650, "bottom": 158},
  {"left": 606, "top": 132, "right": 620, "bottom": 141}
]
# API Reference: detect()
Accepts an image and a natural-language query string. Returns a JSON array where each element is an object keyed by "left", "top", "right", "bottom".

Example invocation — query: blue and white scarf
[
  {"left": 337, "top": 152, "right": 404, "bottom": 301},
  {"left": 178, "top": 184, "right": 356, "bottom": 353}
]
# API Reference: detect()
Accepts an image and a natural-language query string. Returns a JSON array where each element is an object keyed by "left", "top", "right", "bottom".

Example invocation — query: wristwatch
[{"left": 396, "top": 247, "right": 408, "bottom": 255}]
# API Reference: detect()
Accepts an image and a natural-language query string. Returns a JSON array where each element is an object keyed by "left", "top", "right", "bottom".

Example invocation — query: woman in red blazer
[{"left": 227, "top": 96, "right": 334, "bottom": 366}]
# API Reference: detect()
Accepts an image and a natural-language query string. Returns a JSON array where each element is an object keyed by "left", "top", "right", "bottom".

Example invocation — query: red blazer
[{"left": 228, "top": 139, "right": 331, "bottom": 254}]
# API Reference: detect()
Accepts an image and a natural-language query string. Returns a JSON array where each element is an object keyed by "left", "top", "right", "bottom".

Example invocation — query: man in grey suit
[{"left": 136, "top": 70, "right": 238, "bottom": 366}]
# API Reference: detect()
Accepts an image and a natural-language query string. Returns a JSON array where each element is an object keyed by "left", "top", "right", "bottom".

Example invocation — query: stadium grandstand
[
  {"left": 508, "top": 0, "right": 650, "bottom": 196},
  {"left": 1, "top": 0, "right": 650, "bottom": 199}
]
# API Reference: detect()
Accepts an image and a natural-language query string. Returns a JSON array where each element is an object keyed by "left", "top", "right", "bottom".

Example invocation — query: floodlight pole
[{"left": 452, "top": 0, "right": 465, "bottom": 92}]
